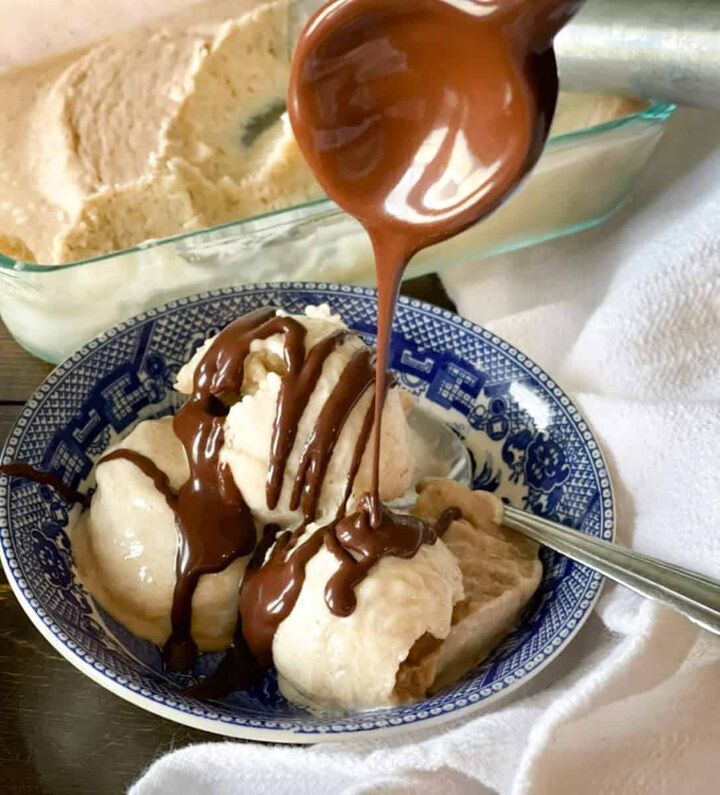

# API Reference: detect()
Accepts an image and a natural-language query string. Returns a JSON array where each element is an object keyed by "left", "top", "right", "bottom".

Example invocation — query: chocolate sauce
[
  {"left": 288, "top": 0, "right": 579, "bottom": 521},
  {"left": 183, "top": 615, "right": 265, "bottom": 701},
  {"left": 98, "top": 449, "right": 176, "bottom": 509},
  {"left": 239, "top": 528, "right": 324, "bottom": 666},
  {"left": 289, "top": 346, "right": 374, "bottom": 519},
  {"left": 435, "top": 506, "right": 462, "bottom": 539},
  {"left": 185, "top": 523, "right": 282, "bottom": 699},
  {"left": 324, "top": 493, "right": 438, "bottom": 616},
  {"left": 238, "top": 386, "right": 377, "bottom": 665},
  {"left": 266, "top": 328, "right": 348, "bottom": 510},
  {"left": 0, "top": 462, "right": 90, "bottom": 508}
]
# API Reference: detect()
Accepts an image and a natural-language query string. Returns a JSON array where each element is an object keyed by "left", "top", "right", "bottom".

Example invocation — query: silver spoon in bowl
[{"left": 406, "top": 408, "right": 720, "bottom": 636}]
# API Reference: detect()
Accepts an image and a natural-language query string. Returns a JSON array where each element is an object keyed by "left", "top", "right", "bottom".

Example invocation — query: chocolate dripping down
[
  {"left": 0, "top": 462, "right": 90, "bottom": 508},
  {"left": 94, "top": 309, "right": 431, "bottom": 673},
  {"left": 4, "top": 306, "right": 454, "bottom": 690}
]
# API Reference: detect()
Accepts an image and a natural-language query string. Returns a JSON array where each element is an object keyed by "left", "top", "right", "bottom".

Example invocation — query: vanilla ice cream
[
  {"left": 72, "top": 416, "right": 248, "bottom": 651},
  {"left": 271, "top": 480, "right": 542, "bottom": 711},
  {"left": 272, "top": 525, "right": 464, "bottom": 710},
  {"left": 412, "top": 479, "right": 543, "bottom": 693},
  {"left": 175, "top": 304, "right": 414, "bottom": 527},
  {"left": 0, "top": 0, "right": 320, "bottom": 264},
  {"left": 72, "top": 305, "right": 416, "bottom": 652}
]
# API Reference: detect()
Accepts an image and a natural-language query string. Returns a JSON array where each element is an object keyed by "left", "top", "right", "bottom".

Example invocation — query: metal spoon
[{"left": 408, "top": 409, "right": 720, "bottom": 636}]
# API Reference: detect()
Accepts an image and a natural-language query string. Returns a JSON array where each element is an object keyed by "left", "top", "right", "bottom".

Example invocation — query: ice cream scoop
[
  {"left": 267, "top": 480, "right": 541, "bottom": 711},
  {"left": 72, "top": 417, "right": 248, "bottom": 651},
  {"left": 71, "top": 305, "right": 417, "bottom": 662},
  {"left": 175, "top": 305, "right": 414, "bottom": 526}
]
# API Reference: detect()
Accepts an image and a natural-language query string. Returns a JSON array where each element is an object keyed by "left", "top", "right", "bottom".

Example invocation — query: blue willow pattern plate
[{"left": 0, "top": 283, "right": 613, "bottom": 742}]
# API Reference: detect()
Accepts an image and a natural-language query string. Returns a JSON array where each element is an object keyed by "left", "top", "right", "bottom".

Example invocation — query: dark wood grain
[
  {"left": 0, "top": 323, "right": 53, "bottom": 402},
  {"left": 0, "top": 583, "right": 216, "bottom": 795},
  {"left": 0, "top": 404, "right": 20, "bottom": 443},
  {"left": 0, "top": 275, "right": 455, "bottom": 794}
]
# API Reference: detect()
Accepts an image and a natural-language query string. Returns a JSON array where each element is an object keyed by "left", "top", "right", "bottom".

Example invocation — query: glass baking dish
[{"left": 0, "top": 100, "right": 674, "bottom": 363}]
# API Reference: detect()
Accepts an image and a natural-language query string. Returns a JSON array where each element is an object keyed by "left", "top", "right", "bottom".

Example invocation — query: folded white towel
[{"left": 132, "top": 107, "right": 720, "bottom": 795}]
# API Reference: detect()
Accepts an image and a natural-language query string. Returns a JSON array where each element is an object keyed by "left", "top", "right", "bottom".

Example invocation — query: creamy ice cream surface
[
  {"left": 271, "top": 480, "right": 541, "bottom": 711},
  {"left": 72, "top": 416, "right": 248, "bottom": 651},
  {"left": 0, "top": 0, "right": 321, "bottom": 264},
  {"left": 272, "top": 524, "right": 464, "bottom": 711}
]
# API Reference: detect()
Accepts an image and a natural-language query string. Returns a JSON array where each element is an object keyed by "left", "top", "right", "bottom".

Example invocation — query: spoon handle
[{"left": 503, "top": 505, "right": 720, "bottom": 635}]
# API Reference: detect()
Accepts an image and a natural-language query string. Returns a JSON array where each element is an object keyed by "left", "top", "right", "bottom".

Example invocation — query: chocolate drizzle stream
[
  {"left": 99, "top": 449, "right": 175, "bottom": 509},
  {"left": 0, "top": 463, "right": 90, "bottom": 508},
  {"left": 287, "top": 0, "right": 580, "bottom": 532},
  {"left": 289, "top": 347, "right": 374, "bottom": 519},
  {"left": 247, "top": 0, "right": 578, "bottom": 680},
  {"left": 324, "top": 494, "right": 438, "bottom": 617},
  {"left": 266, "top": 328, "right": 348, "bottom": 510}
]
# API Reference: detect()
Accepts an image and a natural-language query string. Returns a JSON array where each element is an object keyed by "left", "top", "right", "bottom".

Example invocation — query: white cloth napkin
[{"left": 132, "top": 107, "right": 720, "bottom": 795}]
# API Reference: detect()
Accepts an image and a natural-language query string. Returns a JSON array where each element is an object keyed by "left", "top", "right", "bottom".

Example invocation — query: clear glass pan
[{"left": 0, "top": 101, "right": 674, "bottom": 363}]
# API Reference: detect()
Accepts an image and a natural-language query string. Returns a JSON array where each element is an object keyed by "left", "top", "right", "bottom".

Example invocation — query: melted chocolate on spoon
[{"left": 288, "top": 0, "right": 579, "bottom": 527}]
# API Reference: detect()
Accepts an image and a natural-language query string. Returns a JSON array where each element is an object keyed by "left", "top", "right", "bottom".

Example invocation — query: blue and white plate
[{"left": 0, "top": 283, "right": 613, "bottom": 742}]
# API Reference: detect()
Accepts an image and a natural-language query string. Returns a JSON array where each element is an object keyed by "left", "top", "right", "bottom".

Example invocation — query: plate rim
[{"left": 0, "top": 281, "right": 614, "bottom": 743}]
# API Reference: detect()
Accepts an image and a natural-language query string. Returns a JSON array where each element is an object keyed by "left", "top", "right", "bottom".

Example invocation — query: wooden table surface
[{"left": 0, "top": 275, "right": 455, "bottom": 795}]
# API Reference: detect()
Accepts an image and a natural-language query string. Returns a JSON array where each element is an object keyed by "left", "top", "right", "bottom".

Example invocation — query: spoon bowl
[
  {"left": 288, "top": 0, "right": 573, "bottom": 254},
  {"left": 388, "top": 405, "right": 473, "bottom": 510}
]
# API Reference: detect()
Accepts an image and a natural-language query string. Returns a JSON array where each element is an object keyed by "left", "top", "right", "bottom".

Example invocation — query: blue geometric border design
[{"left": 0, "top": 282, "right": 613, "bottom": 740}]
